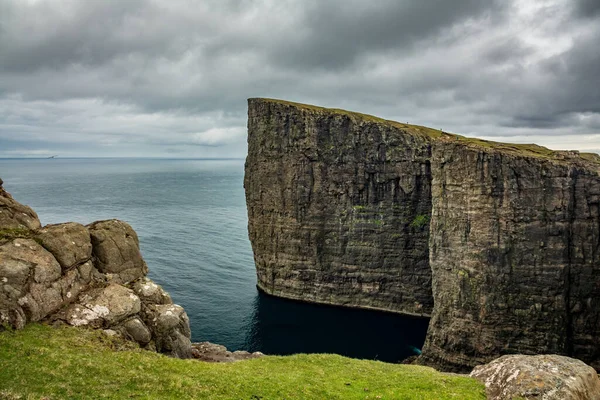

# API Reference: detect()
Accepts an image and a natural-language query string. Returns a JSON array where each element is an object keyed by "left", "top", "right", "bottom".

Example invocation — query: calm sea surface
[{"left": 0, "top": 158, "right": 428, "bottom": 362}]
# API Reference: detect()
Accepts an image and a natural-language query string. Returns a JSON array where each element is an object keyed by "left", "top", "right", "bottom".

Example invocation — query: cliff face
[
  {"left": 422, "top": 144, "right": 600, "bottom": 371},
  {"left": 245, "top": 98, "right": 600, "bottom": 371},
  {"left": 245, "top": 99, "right": 434, "bottom": 316},
  {"left": 0, "top": 182, "right": 193, "bottom": 359}
]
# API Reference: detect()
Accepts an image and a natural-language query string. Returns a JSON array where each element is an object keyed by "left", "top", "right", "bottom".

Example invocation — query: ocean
[{"left": 0, "top": 158, "right": 428, "bottom": 362}]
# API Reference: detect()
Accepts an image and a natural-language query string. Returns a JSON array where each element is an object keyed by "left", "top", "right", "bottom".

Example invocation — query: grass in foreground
[{"left": 0, "top": 324, "right": 485, "bottom": 399}]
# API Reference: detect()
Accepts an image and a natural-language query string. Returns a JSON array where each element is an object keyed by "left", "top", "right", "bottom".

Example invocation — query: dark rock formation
[
  {"left": 0, "top": 185, "right": 192, "bottom": 359},
  {"left": 422, "top": 144, "right": 600, "bottom": 372},
  {"left": 244, "top": 98, "right": 600, "bottom": 372},
  {"left": 245, "top": 98, "right": 434, "bottom": 316},
  {"left": 470, "top": 354, "right": 600, "bottom": 400}
]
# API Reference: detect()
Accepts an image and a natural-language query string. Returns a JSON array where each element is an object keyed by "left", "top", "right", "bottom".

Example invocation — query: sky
[{"left": 0, "top": 0, "right": 599, "bottom": 158}]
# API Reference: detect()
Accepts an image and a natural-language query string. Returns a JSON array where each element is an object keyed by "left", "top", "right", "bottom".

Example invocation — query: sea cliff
[{"left": 244, "top": 98, "right": 600, "bottom": 372}]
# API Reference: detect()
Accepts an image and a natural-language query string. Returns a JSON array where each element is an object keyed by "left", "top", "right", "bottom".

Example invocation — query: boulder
[
  {"left": 120, "top": 316, "right": 152, "bottom": 345},
  {"left": 87, "top": 220, "right": 147, "bottom": 283},
  {"left": 0, "top": 238, "right": 61, "bottom": 295},
  {"left": 66, "top": 283, "right": 141, "bottom": 328},
  {"left": 143, "top": 304, "right": 192, "bottom": 358},
  {"left": 470, "top": 354, "right": 600, "bottom": 400},
  {"left": 37, "top": 222, "right": 92, "bottom": 270},
  {"left": 132, "top": 278, "right": 172, "bottom": 305}
]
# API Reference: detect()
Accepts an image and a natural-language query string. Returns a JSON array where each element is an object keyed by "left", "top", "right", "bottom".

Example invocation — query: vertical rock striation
[
  {"left": 244, "top": 98, "right": 600, "bottom": 371},
  {"left": 421, "top": 143, "right": 600, "bottom": 371},
  {"left": 245, "top": 98, "right": 434, "bottom": 316}
]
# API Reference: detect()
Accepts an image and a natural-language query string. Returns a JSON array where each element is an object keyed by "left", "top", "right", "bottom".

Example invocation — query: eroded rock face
[
  {"left": 245, "top": 98, "right": 434, "bottom": 316},
  {"left": 421, "top": 144, "right": 600, "bottom": 372},
  {"left": 66, "top": 283, "right": 141, "bottom": 327},
  {"left": 88, "top": 220, "right": 148, "bottom": 284},
  {"left": 470, "top": 354, "right": 600, "bottom": 400},
  {"left": 0, "top": 184, "right": 193, "bottom": 359},
  {"left": 245, "top": 98, "right": 600, "bottom": 372}
]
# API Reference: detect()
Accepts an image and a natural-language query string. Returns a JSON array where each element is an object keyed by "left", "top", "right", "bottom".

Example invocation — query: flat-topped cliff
[{"left": 244, "top": 98, "right": 600, "bottom": 372}]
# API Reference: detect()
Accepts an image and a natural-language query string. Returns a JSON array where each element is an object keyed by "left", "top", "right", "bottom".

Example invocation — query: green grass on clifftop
[
  {"left": 0, "top": 324, "right": 485, "bottom": 399},
  {"left": 255, "top": 98, "right": 600, "bottom": 164}
]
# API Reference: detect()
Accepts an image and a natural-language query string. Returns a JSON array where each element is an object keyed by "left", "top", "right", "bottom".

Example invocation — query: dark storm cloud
[
  {"left": 573, "top": 0, "right": 600, "bottom": 18},
  {"left": 0, "top": 0, "right": 598, "bottom": 157},
  {"left": 264, "top": 0, "right": 507, "bottom": 70}
]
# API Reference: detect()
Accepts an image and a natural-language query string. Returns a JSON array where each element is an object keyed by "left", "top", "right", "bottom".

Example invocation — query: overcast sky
[{"left": 0, "top": 0, "right": 599, "bottom": 158}]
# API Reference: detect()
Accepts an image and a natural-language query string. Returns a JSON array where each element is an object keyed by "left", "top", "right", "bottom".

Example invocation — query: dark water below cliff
[{"left": 0, "top": 158, "right": 428, "bottom": 362}]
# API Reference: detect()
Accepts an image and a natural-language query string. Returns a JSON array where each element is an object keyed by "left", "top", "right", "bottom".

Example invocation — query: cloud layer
[{"left": 1, "top": 0, "right": 599, "bottom": 157}]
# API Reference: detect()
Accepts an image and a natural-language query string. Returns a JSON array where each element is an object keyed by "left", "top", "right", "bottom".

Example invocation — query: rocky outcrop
[
  {"left": 0, "top": 180, "right": 192, "bottom": 359},
  {"left": 470, "top": 354, "right": 600, "bottom": 400},
  {"left": 244, "top": 98, "right": 600, "bottom": 372},
  {"left": 191, "top": 341, "right": 264, "bottom": 362}
]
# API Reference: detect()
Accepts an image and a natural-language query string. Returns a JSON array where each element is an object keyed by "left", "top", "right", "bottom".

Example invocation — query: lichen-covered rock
[
  {"left": 66, "top": 283, "right": 141, "bottom": 327},
  {"left": 37, "top": 222, "right": 92, "bottom": 270},
  {"left": 0, "top": 184, "right": 41, "bottom": 230},
  {"left": 142, "top": 304, "right": 192, "bottom": 358},
  {"left": 470, "top": 354, "right": 600, "bottom": 400},
  {"left": 132, "top": 277, "right": 172, "bottom": 305},
  {"left": 88, "top": 220, "right": 148, "bottom": 284}
]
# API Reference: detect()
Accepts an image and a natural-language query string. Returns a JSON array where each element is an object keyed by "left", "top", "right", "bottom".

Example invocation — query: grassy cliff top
[
  {"left": 0, "top": 324, "right": 485, "bottom": 399},
  {"left": 251, "top": 98, "right": 600, "bottom": 165}
]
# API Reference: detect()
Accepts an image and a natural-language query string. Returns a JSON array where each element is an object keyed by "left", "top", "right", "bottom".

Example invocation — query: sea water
[{"left": 0, "top": 158, "right": 428, "bottom": 362}]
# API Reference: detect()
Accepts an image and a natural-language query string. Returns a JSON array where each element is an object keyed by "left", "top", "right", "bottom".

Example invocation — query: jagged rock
[
  {"left": 142, "top": 304, "right": 192, "bottom": 358},
  {"left": 191, "top": 341, "right": 264, "bottom": 362},
  {"left": 37, "top": 222, "right": 92, "bottom": 270},
  {"left": 88, "top": 220, "right": 148, "bottom": 284},
  {"left": 470, "top": 354, "right": 600, "bottom": 400},
  {"left": 245, "top": 98, "right": 600, "bottom": 372},
  {"left": 0, "top": 185, "right": 41, "bottom": 230},
  {"left": 132, "top": 277, "right": 172, "bottom": 305},
  {"left": 66, "top": 283, "right": 141, "bottom": 328}
]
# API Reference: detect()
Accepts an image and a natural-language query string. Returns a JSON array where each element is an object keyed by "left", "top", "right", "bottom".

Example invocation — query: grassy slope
[
  {"left": 0, "top": 324, "right": 485, "bottom": 400},
  {"left": 256, "top": 98, "right": 600, "bottom": 163}
]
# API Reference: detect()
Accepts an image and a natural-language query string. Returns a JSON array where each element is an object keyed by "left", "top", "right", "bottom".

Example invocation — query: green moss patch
[{"left": 0, "top": 228, "right": 34, "bottom": 244}]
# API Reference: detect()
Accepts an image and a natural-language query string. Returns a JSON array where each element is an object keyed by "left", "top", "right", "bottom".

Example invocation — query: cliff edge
[{"left": 244, "top": 98, "right": 600, "bottom": 372}]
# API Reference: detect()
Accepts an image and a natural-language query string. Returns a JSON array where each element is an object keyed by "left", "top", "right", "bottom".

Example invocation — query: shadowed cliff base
[{"left": 244, "top": 98, "right": 600, "bottom": 372}]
